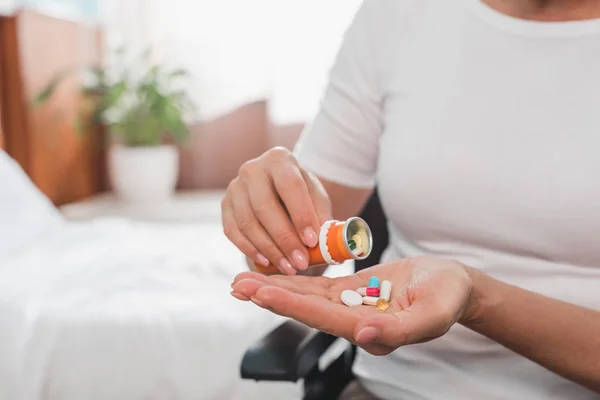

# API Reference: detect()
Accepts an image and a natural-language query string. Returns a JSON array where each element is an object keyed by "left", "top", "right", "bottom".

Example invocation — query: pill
[
  {"left": 366, "top": 287, "right": 380, "bottom": 297},
  {"left": 363, "top": 296, "right": 379, "bottom": 306},
  {"left": 356, "top": 287, "right": 368, "bottom": 296},
  {"left": 368, "top": 276, "right": 379, "bottom": 288},
  {"left": 348, "top": 239, "right": 357, "bottom": 250},
  {"left": 352, "top": 247, "right": 363, "bottom": 256},
  {"left": 380, "top": 280, "right": 392, "bottom": 302},
  {"left": 352, "top": 234, "right": 362, "bottom": 249},
  {"left": 376, "top": 298, "right": 389, "bottom": 312},
  {"left": 341, "top": 290, "right": 363, "bottom": 307}
]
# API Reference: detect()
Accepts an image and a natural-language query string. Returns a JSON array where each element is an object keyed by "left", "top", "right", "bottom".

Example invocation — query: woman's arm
[
  {"left": 232, "top": 256, "right": 600, "bottom": 393},
  {"left": 465, "top": 268, "right": 600, "bottom": 393},
  {"left": 227, "top": 0, "right": 384, "bottom": 275}
]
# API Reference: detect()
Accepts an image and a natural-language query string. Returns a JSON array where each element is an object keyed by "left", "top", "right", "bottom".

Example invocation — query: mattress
[{"left": 0, "top": 219, "right": 349, "bottom": 400}]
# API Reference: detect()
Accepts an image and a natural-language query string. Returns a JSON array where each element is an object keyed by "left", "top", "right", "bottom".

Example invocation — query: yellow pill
[{"left": 376, "top": 298, "right": 389, "bottom": 312}]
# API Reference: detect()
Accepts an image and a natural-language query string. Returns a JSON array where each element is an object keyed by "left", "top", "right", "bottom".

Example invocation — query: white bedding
[
  {"left": 0, "top": 151, "right": 313, "bottom": 399},
  {"left": 0, "top": 150, "right": 355, "bottom": 399},
  {"left": 0, "top": 219, "right": 309, "bottom": 400}
]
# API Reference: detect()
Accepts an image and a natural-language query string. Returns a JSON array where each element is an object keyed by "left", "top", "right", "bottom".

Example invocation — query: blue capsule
[{"left": 368, "top": 276, "right": 379, "bottom": 288}]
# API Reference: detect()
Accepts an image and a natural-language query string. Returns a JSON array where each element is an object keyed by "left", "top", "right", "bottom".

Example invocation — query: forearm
[{"left": 463, "top": 268, "right": 600, "bottom": 393}]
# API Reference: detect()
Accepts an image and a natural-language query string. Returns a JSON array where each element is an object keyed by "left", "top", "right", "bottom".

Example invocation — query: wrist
[{"left": 460, "top": 266, "right": 502, "bottom": 328}]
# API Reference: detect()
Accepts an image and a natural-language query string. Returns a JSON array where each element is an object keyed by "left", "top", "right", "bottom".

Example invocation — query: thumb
[{"left": 354, "top": 301, "right": 454, "bottom": 348}]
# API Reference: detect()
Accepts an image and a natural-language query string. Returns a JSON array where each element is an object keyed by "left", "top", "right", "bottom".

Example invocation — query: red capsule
[{"left": 366, "top": 287, "right": 380, "bottom": 297}]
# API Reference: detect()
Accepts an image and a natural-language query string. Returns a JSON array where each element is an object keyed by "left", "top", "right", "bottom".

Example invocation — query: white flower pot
[{"left": 108, "top": 145, "right": 179, "bottom": 203}]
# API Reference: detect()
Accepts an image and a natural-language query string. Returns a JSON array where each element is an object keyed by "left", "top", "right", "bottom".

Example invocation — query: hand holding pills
[
  {"left": 231, "top": 256, "right": 476, "bottom": 356},
  {"left": 341, "top": 276, "right": 390, "bottom": 309}
]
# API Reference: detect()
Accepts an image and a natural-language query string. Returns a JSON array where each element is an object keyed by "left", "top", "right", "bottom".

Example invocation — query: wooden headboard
[{"left": 0, "top": 10, "right": 105, "bottom": 206}]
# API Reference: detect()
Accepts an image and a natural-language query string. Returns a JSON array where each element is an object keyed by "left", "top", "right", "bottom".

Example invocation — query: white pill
[
  {"left": 352, "top": 247, "right": 363, "bottom": 256},
  {"left": 341, "top": 290, "right": 363, "bottom": 307},
  {"left": 380, "top": 280, "right": 392, "bottom": 302},
  {"left": 356, "top": 287, "right": 368, "bottom": 296},
  {"left": 363, "top": 296, "right": 379, "bottom": 306}
]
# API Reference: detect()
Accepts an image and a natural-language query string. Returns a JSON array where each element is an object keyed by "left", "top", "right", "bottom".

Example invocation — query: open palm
[{"left": 231, "top": 257, "right": 475, "bottom": 355}]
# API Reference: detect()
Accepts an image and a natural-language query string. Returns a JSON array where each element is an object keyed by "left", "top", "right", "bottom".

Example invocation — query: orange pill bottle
[{"left": 254, "top": 217, "right": 373, "bottom": 275}]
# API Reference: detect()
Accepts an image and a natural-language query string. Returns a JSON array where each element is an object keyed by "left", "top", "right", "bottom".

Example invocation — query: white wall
[
  {"left": 3, "top": 0, "right": 99, "bottom": 21},
  {"left": 0, "top": 0, "right": 16, "bottom": 15},
  {"left": 101, "top": 0, "right": 362, "bottom": 124}
]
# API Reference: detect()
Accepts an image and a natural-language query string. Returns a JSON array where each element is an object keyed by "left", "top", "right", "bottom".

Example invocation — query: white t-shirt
[{"left": 294, "top": 1, "right": 600, "bottom": 399}]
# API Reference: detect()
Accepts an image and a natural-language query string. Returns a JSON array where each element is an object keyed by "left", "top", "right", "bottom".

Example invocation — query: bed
[{"left": 0, "top": 150, "right": 351, "bottom": 399}]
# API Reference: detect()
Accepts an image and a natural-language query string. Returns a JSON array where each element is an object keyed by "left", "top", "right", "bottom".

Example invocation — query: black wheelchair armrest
[{"left": 240, "top": 319, "right": 337, "bottom": 382}]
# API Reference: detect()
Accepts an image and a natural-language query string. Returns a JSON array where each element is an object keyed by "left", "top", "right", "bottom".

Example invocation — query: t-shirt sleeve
[{"left": 293, "top": 0, "right": 384, "bottom": 189}]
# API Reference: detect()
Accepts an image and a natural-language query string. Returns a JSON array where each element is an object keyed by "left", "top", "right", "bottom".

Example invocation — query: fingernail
[
  {"left": 291, "top": 250, "right": 308, "bottom": 270},
  {"left": 231, "top": 291, "right": 249, "bottom": 301},
  {"left": 356, "top": 327, "right": 379, "bottom": 343},
  {"left": 256, "top": 253, "right": 270, "bottom": 267},
  {"left": 279, "top": 258, "right": 296, "bottom": 275},
  {"left": 304, "top": 227, "right": 318, "bottom": 248},
  {"left": 250, "top": 297, "right": 264, "bottom": 307}
]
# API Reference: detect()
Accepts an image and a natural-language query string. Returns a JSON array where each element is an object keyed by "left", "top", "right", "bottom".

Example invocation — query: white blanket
[
  {"left": 0, "top": 150, "right": 305, "bottom": 399},
  {"left": 0, "top": 219, "right": 306, "bottom": 400},
  {"left": 0, "top": 150, "right": 353, "bottom": 399}
]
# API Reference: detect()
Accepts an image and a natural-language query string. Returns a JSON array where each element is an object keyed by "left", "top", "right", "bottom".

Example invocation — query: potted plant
[{"left": 33, "top": 49, "right": 195, "bottom": 203}]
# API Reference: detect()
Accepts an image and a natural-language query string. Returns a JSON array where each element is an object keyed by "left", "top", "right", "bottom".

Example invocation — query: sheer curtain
[{"left": 100, "top": 0, "right": 362, "bottom": 125}]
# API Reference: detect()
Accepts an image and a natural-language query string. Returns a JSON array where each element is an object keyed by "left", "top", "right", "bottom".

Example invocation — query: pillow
[{"left": 0, "top": 150, "right": 64, "bottom": 261}]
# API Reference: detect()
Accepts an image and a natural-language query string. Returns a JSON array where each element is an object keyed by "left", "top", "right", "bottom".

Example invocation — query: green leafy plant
[{"left": 32, "top": 48, "right": 195, "bottom": 147}]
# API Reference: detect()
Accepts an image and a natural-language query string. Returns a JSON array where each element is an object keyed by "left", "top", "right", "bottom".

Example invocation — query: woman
[{"left": 223, "top": 0, "right": 600, "bottom": 399}]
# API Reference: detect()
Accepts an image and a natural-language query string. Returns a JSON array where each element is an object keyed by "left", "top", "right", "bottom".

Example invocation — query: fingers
[
  {"left": 252, "top": 286, "right": 357, "bottom": 337},
  {"left": 222, "top": 147, "right": 334, "bottom": 276},
  {"left": 221, "top": 197, "right": 269, "bottom": 268},
  {"left": 231, "top": 274, "right": 332, "bottom": 299},
  {"left": 271, "top": 163, "right": 321, "bottom": 247},
  {"left": 232, "top": 258, "right": 462, "bottom": 355},
  {"left": 231, "top": 292, "right": 251, "bottom": 301},
  {"left": 243, "top": 168, "right": 309, "bottom": 271},
  {"left": 232, "top": 277, "right": 401, "bottom": 356},
  {"left": 231, "top": 271, "right": 269, "bottom": 287},
  {"left": 265, "top": 275, "right": 332, "bottom": 298},
  {"left": 229, "top": 178, "right": 297, "bottom": 275},
  {"left": 269, "top": 274, "right": 333, "bottom": 290},
  {"left": 249, "top": 286, "right": 398, "bottom": 356},
  {"left": 231, "top": 278, "right": 267, "bottom": 300},
  {"left": 354, "top": 301, "right": 455, "bottom": 348}
]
